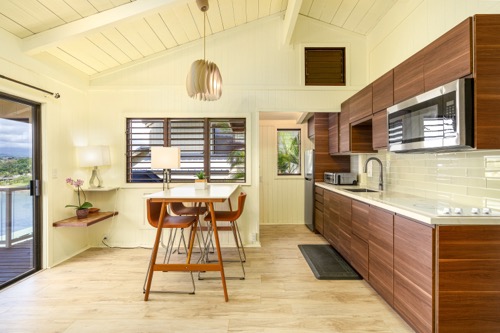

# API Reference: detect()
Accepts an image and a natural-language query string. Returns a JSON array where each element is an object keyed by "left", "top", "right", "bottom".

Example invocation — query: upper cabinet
[
  {"left": 424, "top": 18, "right": 472, "bottom": 91},
  {"left": 349, "top": 85, "right": 373, "bottom": 123},
  {"left": 339, "top": 102, "right": 351, "bottom": 153},
  {"left": 393, "top": 49, "right": 425, "bottom": 104},
  {"left": 328, "top": 113, "right": 339, "bottom": 155},
  {"left": 372, "top": 70, "right": 394, "bottom": 113}
]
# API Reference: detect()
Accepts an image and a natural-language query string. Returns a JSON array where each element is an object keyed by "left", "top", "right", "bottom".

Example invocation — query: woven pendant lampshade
[{"left": 186, "top": 0, "right": 222, "bottom": 101}]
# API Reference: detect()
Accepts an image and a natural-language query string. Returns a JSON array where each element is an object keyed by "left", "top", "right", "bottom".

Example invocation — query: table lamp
[
  {"left": 151, "top": 147, "right": 181, "bottom": 191},
  {"left": 77, "top": 145, "right": 111, "bottom": 188}
]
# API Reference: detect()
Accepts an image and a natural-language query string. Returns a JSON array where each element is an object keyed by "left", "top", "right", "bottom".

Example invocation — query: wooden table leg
[
  {"left": 208, "top": 202, "right": 229, "bottom": 302},
  {"left": 144, "top": 202, "right": 167, "bottom": 301}
]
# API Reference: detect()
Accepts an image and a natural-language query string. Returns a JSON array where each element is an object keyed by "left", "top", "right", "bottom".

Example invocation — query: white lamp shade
[
  {"left": 77, "top": 145, "right": 111, "bottom": 167},
  {"left": 151, "top": 147, "right": 180, "bottom": 169}
]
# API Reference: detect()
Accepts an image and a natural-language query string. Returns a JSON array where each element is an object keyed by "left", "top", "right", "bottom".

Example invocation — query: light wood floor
[{"left": 0, "top": 225, "right": 414, "bottom": 333}]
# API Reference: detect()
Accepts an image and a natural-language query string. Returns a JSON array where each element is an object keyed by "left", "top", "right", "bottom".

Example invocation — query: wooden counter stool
[
  {"left": 201, "top": 192, "right": 247, "bottom": 279},
  {"left": 143, "top": 199, "right": 198, "bottom": 297}
]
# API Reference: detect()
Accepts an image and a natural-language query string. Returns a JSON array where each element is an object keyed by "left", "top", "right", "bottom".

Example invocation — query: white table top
[{"left": 145, "top": 184, "right": 239, "bottom": 201}]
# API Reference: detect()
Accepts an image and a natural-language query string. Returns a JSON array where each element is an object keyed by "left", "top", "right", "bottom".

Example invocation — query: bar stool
[
  {"left": 170, "top": 202, "right": 208, "bottom": 255},
  {"left": 201, "top": 192, "right": 247, "bottom": 279},
  {"left": 143, "top": 199, "right": 198, "bottom": 297}
]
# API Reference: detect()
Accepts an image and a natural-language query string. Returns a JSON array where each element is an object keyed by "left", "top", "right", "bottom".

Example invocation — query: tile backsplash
[{"left": 357, "top": 150, "right": 500, "bottom": 209}]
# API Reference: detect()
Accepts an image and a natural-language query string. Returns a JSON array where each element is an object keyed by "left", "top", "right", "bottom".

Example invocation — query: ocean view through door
[{"left": 0, "top": 94, "right": 41, "bottom": 289}]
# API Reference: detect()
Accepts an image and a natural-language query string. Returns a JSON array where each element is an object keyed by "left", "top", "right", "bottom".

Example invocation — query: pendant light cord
[{"left": 203, "top": 11, "right": 206, "bottom": 60}]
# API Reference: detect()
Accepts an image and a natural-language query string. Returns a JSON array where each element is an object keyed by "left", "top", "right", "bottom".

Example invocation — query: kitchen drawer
[{"left": 314, "top": 201, "right": 324, "bottom": 212}]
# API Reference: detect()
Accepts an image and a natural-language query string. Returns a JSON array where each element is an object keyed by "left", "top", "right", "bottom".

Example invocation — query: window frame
[{"left": 126, "top": 117, "right": 248, "bottom": 185}]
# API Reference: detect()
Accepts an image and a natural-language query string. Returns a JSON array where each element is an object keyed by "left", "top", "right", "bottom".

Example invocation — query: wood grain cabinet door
[
  {"left": 424, "top": 17, "right": 472, "bottom": 91},
  {"left": 393, "top": 216, "right": 434, "bottom": 333},
  {"left": 350, "top": 200, "right": 370, "bottom": 279},
  {"left": 328, "top": 113, "right": 339, "bottom": 154},
  {"left": 323, "top": 190, "right": 339, "bottom": 247},
  {"left": 372, "top": 70, "right": 394, "bottom": 112},
  {"left": 372, "top": 110, "right": 387, "bottom": 150},
  {"left": 337, "top": 194, "right": 352, "bottom": 261},
  {"left": 368, "top": 206, "right": 394, "bottom": 306},
  {"left": 349, "top": 85, "right": 373, "bottom": 123},
  {"left": 394, "top": 49, "right": 425, "bottom": 104},
  {"left": 314, "top": 186, "right": 324, "bottom": 235},
  {"left": 339, "top": 101, "right": 350, "bottom": 153}
]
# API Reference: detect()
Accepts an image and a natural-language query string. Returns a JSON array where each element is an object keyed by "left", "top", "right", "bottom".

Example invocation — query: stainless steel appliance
[
  {"left": 304, "top": 149, "right": 315, "bottom": 232},
  {"left": 324, "top": 172, "right": 358, "bottom": 185},
  {"left": 387, "top": 78, "right": 473, "bottom": 153}
]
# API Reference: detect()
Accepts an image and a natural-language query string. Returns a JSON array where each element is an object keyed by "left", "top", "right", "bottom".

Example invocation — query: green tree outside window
[{"left": 277, "top": 129, "right": 301, "bottom": 175}]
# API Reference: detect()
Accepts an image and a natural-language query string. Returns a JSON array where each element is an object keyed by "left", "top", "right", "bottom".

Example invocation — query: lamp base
[{"left": 89, "top": 166, "right": 103, "bottom": 188}]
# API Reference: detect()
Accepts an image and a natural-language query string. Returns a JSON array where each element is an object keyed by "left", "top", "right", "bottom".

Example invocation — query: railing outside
[{"left": 0, "top": 186, "right": 32, "bottom": 248}]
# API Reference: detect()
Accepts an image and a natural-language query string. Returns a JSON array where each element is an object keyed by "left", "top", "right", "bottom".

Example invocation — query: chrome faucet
[{"left": 364, "top": 157, "right": 384, "bottom": 191}]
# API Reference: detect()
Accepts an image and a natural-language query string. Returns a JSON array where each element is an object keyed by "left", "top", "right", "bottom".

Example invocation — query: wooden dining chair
[
  {"left": 170, "top": 202, "right": 208, "bottom": 254},
  {"left": 143, "top": 199, "right": 198, "bottom": 296},
  {"left": 201, "top": 192, "right": 247, "bottom": 279}
]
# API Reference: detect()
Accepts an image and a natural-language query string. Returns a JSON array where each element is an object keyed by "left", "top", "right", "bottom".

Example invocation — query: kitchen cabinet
[
  {"left": 394, "top": 216, "right": 434, "bottom": 333},
  {"left": 314, "top": 186, "right": 324, "bottom": 234},
  {"left": 339, "top": 101, "right": 350, "bottom": 153},
  {"left": 372, "top": 70, "right": 394, "bottom": 112},
  {"left": 337, "top": 194, "right": 352, "bottom": 261},
  {"left": 393, "top": 49, "right": 425, "bottom": 104},
  {"left": 328, "top": 112, "right": 339, "bottom": 154},
  {"left": 372, "top": 111, "right": 387, "bottom": 149},
  {"left": 323, "top": 190, "right": 339, "bottom": 247},
  {"left": 437, "top": 225, "right": 500, "bottom": 333},
  {"left": 350, "top": 200, "right": 370, "bottom": 279},
  {"left": 308, "top": 113, "right": 350, "bottom": 181},
  {"left": 349, "top": 85, "right": 372, "bottom": 123},
  {"left": 424, "top": 17, "right": 472, "bottom": 91},
  {"left": 368, "top": 206, "right": 394, "bottom": 306}
]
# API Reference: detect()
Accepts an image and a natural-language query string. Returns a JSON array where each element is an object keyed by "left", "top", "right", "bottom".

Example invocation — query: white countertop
[{"left": 316, "top": 182, "right": 500, "bottom": 225}]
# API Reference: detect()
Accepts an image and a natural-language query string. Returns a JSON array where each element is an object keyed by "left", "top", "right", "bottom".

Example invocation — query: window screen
[{"left": 305, "top": 47, "right": 345, "bottom": 86}]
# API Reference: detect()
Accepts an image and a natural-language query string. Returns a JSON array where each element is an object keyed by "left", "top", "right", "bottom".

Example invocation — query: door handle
[{"left": 30, "top": 179, "right": 40, "bottom": 196}]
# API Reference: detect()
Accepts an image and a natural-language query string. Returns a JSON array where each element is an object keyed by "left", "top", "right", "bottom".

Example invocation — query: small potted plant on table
[{"left": 195, "top": 171, "right": 207, "bottom": 190}]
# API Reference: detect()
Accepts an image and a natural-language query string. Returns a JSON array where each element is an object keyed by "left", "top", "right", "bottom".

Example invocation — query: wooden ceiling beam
[
  {"left": 21, "top": 0, "right": 190, "bottom": 55},
  {"left": 282, "top": 0, "right": 303, "bottom": 46}
]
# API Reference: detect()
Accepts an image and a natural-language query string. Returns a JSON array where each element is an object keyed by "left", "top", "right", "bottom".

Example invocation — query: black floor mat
[{"left": 298, "top": 244, "right": 362, "bottom": 280}]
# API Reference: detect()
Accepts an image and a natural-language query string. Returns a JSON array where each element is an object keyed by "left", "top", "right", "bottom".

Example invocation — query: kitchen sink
[{"left": 344, "top": 188, "right": 378, "bottom": 193}]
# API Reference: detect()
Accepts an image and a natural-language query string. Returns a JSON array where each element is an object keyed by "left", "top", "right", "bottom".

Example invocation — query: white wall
[{"left": 87, "top": 14, "right": 369, "bottom": 248}]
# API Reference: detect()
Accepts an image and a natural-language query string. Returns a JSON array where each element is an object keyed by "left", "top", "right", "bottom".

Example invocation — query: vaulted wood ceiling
[{"left": 0, "top": 0, "right": 396, "bottom": 77}]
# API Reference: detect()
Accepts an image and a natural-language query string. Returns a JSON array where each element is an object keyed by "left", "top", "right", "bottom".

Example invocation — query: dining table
[{"left": 143, "top": 184, "right": 240, "bottom": 302}]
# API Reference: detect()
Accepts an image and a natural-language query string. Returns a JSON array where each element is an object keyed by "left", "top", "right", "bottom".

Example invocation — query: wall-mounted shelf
[{"left": 53, "top": 211, "right": 118, "bottom": 227}]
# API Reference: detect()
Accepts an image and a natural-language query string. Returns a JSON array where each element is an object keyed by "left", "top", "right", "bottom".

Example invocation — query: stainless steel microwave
[{"left": 387, "top": 78, "right": 474, "bottom": 153}]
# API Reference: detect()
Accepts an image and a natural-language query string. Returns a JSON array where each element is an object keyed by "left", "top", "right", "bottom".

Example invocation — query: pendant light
[{"left": 186, "top": 0, "right": 223, "bottom": 101}]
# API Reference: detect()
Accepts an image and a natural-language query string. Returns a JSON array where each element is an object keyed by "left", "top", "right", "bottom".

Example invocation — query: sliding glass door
[{"left": 0, "top": 93, "right": 41, "bottom": 289}]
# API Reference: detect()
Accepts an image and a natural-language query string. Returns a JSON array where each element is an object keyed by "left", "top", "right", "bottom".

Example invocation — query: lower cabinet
[
  {"left": 323, "top": 190, "right": 339, "bottom": 247},
  {"left": 368, "top": 206, "right": 394, "bottom": 306},
  {"left": 393, "top": 215, "right": 434, "bottom": 333},
  {"left": 319, "top": 186, "right": 500, "bottom": 333},
  {"left": 350, "top": 200, "right": 370, "bottom": 279},
  {"left": 314, "top": 186, "right": 324, "bottom": 234}
]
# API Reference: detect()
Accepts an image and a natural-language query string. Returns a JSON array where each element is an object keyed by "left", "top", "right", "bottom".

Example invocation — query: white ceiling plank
[
  {"left": 47, "top": 47, "right": 98, "bottom": 75},
  {"left": 331, "top": 0, "right": 358, "bottom": 28},
  {"left": 61, "top": 0, "right": 99, "bottom": 17},
  {"left": 206, "top": 1, "right": 224, "bottom": 33},
  {"left": 308, "top": 0, "right": 328, "bottom": 19},
  {"left": 188, "top": 2, "right": 214, "bottom": 37},
  {"left": 61, "top": 37, "right": 121, "bottom": 70},
  {"left": 319, "top": 0, "right": 342, "bottom": 24},
  {"left": 219, "top": 0, "right": 236, "bottom": 30},
  {"left": 88, "top": 0, "right": 129, "bottom": 12},
  {"left": 86, "top": 31, "right": 132, "bottom": 64},
  {"left": 145, "top": 14, "right": 178, "bottom": 49},
  {"left": 39, "top": 0, "right": 83, "bottom": 23},
  {"left": 246, "top": 0, "right": 259, "bottom": 22},
  {"left": 270, "top": 0, "right": 284, "bottom": 15},
  {"left": 100, "top": 27, "right": 143, "bottom": 60},
  {"left": 0, "top": 0, "right": 65, "bottom": 34},
  {"left": 343, "top": 0, "right": 375, "bottom": 32},
  {"left": 173, "top": 4, "right": 200, "bottom": 41},
  {"left": 282, "top": 0, "right": 302, "bottom": 46},
  {"left": 299, "top": 0, "right": 313, "bottom": 15},
  {"left": 258, "top": 0, "right": 271, "bottom": 18},
  {"left": 159, "top": 7, "right": 190, "bottom": 45},
  {"left": 22, "top": 0, "right": 189, "bottom": 55},
  {"left": 233, "top": 0, "right": 247, "bottom": 25},
  {"left": 117, "top": 19, "right": 165, "bottom": 57},
  {"left": 354, "top": 0, "right": 396, "bottom": 35},
  {"left": 0, "top": 13, "right": 33, "bottom": 38}
]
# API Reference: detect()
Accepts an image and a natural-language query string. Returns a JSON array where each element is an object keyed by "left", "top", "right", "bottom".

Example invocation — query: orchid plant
[{"left": 65, "top": 178, "right": 93, "bottom": 210}]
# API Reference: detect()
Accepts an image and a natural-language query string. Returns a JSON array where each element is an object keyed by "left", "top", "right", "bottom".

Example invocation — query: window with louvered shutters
[
  {"left": 305, "top": 47, "right": 345, "bottom": 86},
  {"left": 126, "top": 117, "right": 246, "bottom": 183}
]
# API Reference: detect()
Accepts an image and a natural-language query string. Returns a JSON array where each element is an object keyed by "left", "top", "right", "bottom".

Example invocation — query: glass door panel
[{"left": 0, "top": 96, "right": 40, "bottom": 289}]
